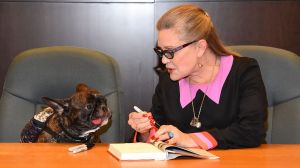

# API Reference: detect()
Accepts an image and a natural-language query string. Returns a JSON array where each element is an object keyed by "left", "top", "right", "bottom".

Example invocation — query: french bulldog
[{"left": 20, "top": 83, "right": 111, "bottom": 144}]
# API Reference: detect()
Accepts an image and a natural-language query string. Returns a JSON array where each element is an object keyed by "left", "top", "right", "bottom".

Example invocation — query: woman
[{"left": 128, "top": 4, "right": 267, "bottom": 150}]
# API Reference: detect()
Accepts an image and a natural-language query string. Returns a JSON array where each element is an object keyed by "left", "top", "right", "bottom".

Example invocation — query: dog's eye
[{"left": 86, "top": 104, "right": 93, "bottom": 110}]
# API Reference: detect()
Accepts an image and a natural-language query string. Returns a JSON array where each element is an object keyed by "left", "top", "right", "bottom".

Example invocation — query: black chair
[
  {"left": 0, "top": 46, "right": 123, "bottom": 142},
  {"left": 230, "top": 45, "right": 300, "bottom": 143}
]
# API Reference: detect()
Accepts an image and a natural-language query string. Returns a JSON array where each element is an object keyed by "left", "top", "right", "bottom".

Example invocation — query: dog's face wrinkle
[{"left": 65, "top": 105, "right": 98, "bottom": 131}]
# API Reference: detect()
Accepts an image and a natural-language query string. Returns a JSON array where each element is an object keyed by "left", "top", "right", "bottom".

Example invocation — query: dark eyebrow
[
  {"left": 156, "top": 41, "right": 177, "bottom": 50},
  {"left": 157, "top": 45, "right": 177, "bottom": 50}
]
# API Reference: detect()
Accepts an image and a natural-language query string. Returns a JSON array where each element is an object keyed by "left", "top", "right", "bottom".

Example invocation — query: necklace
[
  {"left": 189, "top": 58, "right": 217, "bottom": 128},
  {"left": 189, "top": 84, "right": 207, "bottom": 128}
]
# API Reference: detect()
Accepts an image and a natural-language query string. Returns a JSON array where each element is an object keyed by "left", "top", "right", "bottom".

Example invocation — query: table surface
[{"left": 0, "top": 143, "right": 299, "bottom": 168}]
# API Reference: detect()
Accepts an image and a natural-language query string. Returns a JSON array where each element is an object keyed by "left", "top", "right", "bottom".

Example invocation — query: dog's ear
[
  {"left": 76, "top": 83, "right": 89, "bottom": 92},
  {"left": 42, "top": 97, "right": 69, "bottom": 115}
]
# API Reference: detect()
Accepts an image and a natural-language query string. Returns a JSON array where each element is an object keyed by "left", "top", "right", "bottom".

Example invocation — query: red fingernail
[
  {"left": 142, "top": 114, "right": 148, "bottom": 117},
  {"left": 148, "top": 116, "right": 153, "bottom": 119},
  {"left": 150, "top": 136, "right": 155, "bottom": 140}
]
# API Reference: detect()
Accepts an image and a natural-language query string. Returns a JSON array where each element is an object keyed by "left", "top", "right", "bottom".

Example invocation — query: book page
[
  {"left": 152, "top": 141, "right": 219, "bottom": 159},
  {"left": 108, "top": 143, "right": 167, "bottom": 160}
]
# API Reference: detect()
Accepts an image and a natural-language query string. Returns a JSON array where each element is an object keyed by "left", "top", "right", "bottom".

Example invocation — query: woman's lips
[{"left": 167, "top": 68, "right": 174, "bottom": 73}]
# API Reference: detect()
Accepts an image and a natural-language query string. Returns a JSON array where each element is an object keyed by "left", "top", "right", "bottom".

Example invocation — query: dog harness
[{"left": 20, "top": 107, "right": 91, "bottom": 143}]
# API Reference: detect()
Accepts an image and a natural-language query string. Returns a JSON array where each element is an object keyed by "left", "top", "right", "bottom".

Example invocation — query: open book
[{"left": 108, "top": 141, "right": 219, "bottom": 160}]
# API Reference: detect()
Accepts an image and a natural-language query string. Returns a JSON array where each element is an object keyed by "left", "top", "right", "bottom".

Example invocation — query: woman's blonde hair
[{"left": 156, "top": 4, "right": 238, "bottom": 57}]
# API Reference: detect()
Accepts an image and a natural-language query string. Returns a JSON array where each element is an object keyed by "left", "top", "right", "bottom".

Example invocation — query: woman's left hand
[{"left": 154, "top": 125, "right": 198, "bottom": 148}]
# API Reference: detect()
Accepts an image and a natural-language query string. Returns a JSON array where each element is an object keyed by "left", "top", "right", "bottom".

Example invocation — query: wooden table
[{"left": 0, "top": 143, "right": 299, "bottom": 168}]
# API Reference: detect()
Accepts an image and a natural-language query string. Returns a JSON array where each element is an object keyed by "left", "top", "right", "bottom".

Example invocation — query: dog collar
[{"left": 79, "top": 127, "right": 100, "bottom": 137}]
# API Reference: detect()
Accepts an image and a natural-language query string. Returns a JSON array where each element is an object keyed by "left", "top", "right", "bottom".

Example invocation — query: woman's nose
[{"left": 161, "top": 55, "right": 170, "bottom": 64}]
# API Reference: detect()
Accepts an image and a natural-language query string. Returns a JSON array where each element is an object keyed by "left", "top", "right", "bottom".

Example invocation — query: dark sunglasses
[{"left": 153, "top": 40, "right": 197, "bottom": 59}]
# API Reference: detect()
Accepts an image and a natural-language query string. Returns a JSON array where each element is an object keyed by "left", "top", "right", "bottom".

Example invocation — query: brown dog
[{"left": 20, "top": 83, "right": 111, "bottom": 144}]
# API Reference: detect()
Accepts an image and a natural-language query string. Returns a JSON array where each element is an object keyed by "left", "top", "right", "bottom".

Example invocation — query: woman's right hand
[{"left": 128, "top": 112, "right": 153, "bottom": 134}]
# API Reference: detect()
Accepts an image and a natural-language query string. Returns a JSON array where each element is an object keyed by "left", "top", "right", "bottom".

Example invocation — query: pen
[
  {"left": 133, "top": 106, "right": 161, "bottom": 128},
  {"left": 133, "top": 106, "right": 174, "bottom": 140}
]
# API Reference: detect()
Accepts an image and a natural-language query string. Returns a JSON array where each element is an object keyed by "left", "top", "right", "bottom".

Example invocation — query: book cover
[{"left": 108, "top": 141, "right": 219, "bottom": 160}]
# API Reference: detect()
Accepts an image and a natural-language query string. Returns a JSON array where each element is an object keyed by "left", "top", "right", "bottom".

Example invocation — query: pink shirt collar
[{"left": 179, "top": 55, "right": 233, "bottom": 107}]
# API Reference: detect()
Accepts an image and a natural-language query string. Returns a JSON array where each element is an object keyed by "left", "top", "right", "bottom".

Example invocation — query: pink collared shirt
[{"left": 179, "top": 55, "right": 233, "bottom": 107}]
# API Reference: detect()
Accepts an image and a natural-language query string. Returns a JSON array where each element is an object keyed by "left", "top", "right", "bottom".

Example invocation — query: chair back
[{"left": 230, "top": 45, "right": 300, "bottom": 143}]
